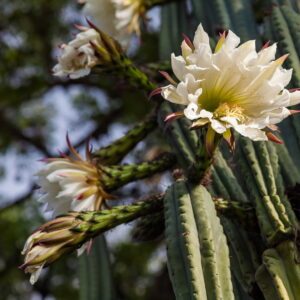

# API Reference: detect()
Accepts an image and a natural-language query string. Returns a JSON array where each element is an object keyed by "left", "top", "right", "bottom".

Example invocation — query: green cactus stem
[
  {"left": 21, "top": 194, "right": 164, "bottom": 272},
  {"left": 118, "top": 57, "right": 157, "bottom": 93},
  {"left": 221, "top": 217, "right": 261, "bottom": 296},
  {"left": 256, "top": 241, "right": 300, "bottom": 300},
  {"left": 237, "top": 137, "right": 298, "bottom": 246},
  {"left": 99, "top": 152, "right": 176, "bottom": 191},
  {"left": 79, "top": 236, "right": 115, "bottom": 300},
  {"left": 93, "top": 114, "right": 158, "bottom": 165},
  {"left": 164, "top": 180, "right": 234, "bottom": 300}
]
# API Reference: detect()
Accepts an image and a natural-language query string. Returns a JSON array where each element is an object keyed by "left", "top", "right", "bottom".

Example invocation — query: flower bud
[{"left": 20, "top": 215, "right": 83, "bottom": 284}]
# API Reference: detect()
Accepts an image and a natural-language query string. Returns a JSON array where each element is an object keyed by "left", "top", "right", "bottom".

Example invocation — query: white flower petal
[
  {"left": 184, "top": 103, "right": 202, "bottom": 120},
  {"left": 193, "top": 23, "right": 210, "bottom": 48},
  {"left": 161, "top": 85, "right": 187, "bottom": 105},
  {"left": 210, "top": 119, "right": 227, "bottom": 133},
  {"left": 223, "top": 30, "right": 240, "bottom": 51},
  {"left": 29, "top": 264, "right": 45, "bottom": 285},
  {"left": 289, "top": 90, "right": 300, "bottom": 106},
  {"left": 171, "top": 54, "right": 187, "bottom": 80},
  {"left": 234, "top": 126, "right": 267, "bottom": 141},
  {"left": 257, "top": 43, "right": 277, "bottom": 65},
  {"left": 160, "top": 23, "right": 297, "bottom": 141}
]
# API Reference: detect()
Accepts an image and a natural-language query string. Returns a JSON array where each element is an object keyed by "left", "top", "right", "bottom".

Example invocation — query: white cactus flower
[
  {"left": 161, "top": 24, "right": 300, "bottom": 142},
  {"left": 53, "top": 27, "right": 102, "bottom": 79},
  {"left": 36, "top": 137, "right": 110, "bottom": 216},
  {"left": 80, "top": 0, "right": 144, "bottom": 47}
]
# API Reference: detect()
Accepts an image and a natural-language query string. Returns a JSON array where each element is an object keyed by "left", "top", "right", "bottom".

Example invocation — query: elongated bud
[{"left": 21, "top": 196, "right": 163, "bottom": 284}]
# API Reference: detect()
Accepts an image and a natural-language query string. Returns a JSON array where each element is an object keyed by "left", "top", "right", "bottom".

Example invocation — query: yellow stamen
[{"left": 214, "top": 102, "right": 246, "bottom": 123}]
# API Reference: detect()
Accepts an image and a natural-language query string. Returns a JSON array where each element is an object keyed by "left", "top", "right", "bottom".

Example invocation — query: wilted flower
[
  {"left": 80, "top": 0, "right": 144, "bottom": 47},
  {"left": 36, "top": 136, "right": 111, "bottom": 216},
  {"left": 53, "top": 27, "right": 102, "bottom": 78},
  {"left": 161, "top": 24, "right": 300, "bottom": 143}
]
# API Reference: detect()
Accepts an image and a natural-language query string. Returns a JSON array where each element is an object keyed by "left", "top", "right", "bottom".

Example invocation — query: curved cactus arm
[
  {"left": 256, "top": 241, "right": 300, "bottom": 300},
  {"left": 79, "top": 236, "right": 115, "bottom": 300},
  {"left": 255, "top": 265, "right": 280, "bottom": 300},
  {"left": 210, "top": 168, "right": 231, "bottom": 200},
  {"left": 164, "top": 180, "right": 234, "bottom": 300},
  {"left": 237, "top": 137, "right": 298, "bottom": 245},
  {"left": 266, "top": 142, "right": 291, "bottom": 199}
]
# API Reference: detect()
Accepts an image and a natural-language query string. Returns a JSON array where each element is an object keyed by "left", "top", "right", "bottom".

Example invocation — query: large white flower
[
  {"left": 36, "top": 138, "right": 110, "bottom": 216},
  {"left": 80, "top": 0, "right": 143, "bottom": 47},
  {"left": 53, "top": 27, "right": 102, "bottom": 79},
  {"left": 161, "top": 24, "right": 300, "bottom": 141}
]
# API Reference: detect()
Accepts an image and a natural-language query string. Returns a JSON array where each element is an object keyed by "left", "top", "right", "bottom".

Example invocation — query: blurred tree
[{"left": 0, "top": 1, "right": 168, "bottom": 299}]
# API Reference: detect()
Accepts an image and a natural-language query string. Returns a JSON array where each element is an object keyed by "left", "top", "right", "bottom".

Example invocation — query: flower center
[{"left": 214, "top": 102, "right": 246, "bottom": 122}]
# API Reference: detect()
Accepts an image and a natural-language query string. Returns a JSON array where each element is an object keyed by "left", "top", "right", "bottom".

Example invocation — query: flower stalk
[
  {"left": 21, "top": 194, "right": 164, "bottom": 284},
  {"left": 188, "top": 127, "right": 222, "bottom": 183},
  {"left": 99, "top": 152, "right": 176, "bottom": 191}
]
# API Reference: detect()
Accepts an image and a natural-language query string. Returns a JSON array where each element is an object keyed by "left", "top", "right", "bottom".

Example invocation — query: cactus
[
  {"left": 164, "top": 180, "right": 234, "bottom": 300},
  {"left": 236, "top": 137, "right": 298, "bottom": 245},
  {"left": 256, "top": 241, "right": 300, "bottom": 300},
  {"left": 79, "top": 236, "right": 115, "bottom": 300},
  {"left": 158, "top": 102, "right": 199, "bottom": 169},
  {"left": 20, "top": 1, "right": 300, "bottom": 299},
  {"left": 100, "top": 152, "right": 176, "bottom": 190}
]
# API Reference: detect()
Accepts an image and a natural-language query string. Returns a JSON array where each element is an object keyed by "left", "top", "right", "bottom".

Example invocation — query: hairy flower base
[{"left": 160, "top": 24, "right": 300, "bottom": 143}]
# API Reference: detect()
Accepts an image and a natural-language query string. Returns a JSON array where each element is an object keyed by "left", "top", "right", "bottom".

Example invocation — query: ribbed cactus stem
[
  {"left": 93, "top": 114, "right": 158, "bottom": 165},
  {"left": 119, "top": 57, "right": 157, "bottom": 93},
  {"left": 100, "top": 152, "right": 176, "bottom": 191}
]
